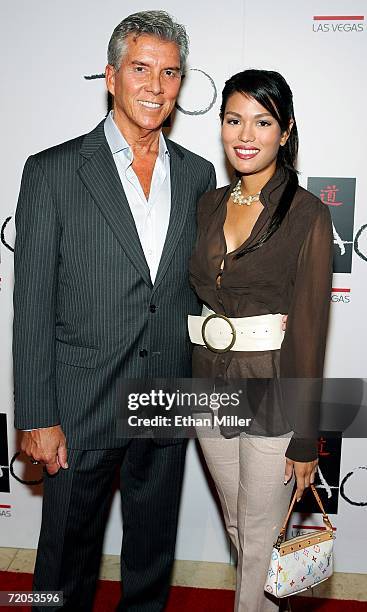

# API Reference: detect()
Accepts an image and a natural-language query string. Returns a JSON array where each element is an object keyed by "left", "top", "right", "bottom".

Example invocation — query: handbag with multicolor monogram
[{"left": 264, "top": 484, "right": 334, "bottom": 598}]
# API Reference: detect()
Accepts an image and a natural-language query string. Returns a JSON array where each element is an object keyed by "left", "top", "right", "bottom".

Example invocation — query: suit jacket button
[
  {"left": 139, "top": 349, "right": 148, "bottom": 358},
  {"left": 150, "top": 304, "right": 157, "bottom": 313}
]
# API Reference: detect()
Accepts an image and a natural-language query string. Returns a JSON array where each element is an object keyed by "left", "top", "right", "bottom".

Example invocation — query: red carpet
[{"left": 1, "top": 570, "right": 366, "bottom": 611}]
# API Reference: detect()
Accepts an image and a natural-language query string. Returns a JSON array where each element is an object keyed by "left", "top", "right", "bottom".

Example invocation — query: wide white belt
[{"left": 188, "top": 305, "right": 284, "bottom": 353}]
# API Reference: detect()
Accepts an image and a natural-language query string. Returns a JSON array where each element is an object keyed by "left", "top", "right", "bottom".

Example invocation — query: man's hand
[
  {"left": 21, "top": 425, "right": 68, "bottom": 475},
  {"left": 284, "top": 458, "right": 318, "bottom": 502},
  {"left": 281, "top": 315, "right": 288, "bottom": 331}
]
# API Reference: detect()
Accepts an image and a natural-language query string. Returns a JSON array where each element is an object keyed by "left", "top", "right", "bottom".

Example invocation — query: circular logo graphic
[
  {"left": 340, "top": 466, "right": 367, "bottom": 507},
  {"left": 354, "top": 223, "right": 367, "bottom": 262},
  {"left": 1, "top": 216, "right": 14, "bottom": 252},
  {"left": 176, "top": 68, "right": 217, "bottom": 116},
  {"left": 10, "top": 451, "right": 43, "bottom": 486}
]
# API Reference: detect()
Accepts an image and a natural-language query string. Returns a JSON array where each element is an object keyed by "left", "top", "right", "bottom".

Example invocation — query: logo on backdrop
[
  {"left": 84, "top": 67, "right": 217, "bottom": 116},
  {"left": 331, "top": 287, "right": 351, "bottom": 304},
  {"left": 312, "top": 15, "right": 365, "bottom": 33},
  {"left": 307, "top": 177, "right": 356, "bottom": 273},
  {"left": 0, "top": 414, "right": 10, "bottom": 494},
  {"left": 1, "top": 216, "right": 15, "bottom": 252},
  {"left": 354, "top": 223, "right": 367, "bottom": 263},
  {"left": 10, "top": 452, "right": 43, "bottom": 487},
  {"left": 340, "top": 466, "right": 367, "bottom": 507},
  {"left": 296, "top": 434, "right": 342, "bottom": 515}
]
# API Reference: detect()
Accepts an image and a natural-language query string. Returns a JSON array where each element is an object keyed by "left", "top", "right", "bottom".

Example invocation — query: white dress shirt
[{"left": 104, "top": 111, "right": 171, "bottom": 283}]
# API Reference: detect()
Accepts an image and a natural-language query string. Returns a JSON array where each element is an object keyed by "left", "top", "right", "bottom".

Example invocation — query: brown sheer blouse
[{"left": 189, "top": 167, "right": 333, "bottom": 462}]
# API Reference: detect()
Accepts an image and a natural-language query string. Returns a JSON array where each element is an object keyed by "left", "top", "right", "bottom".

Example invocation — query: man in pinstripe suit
[{"left": 13, "top": 10, "right": 216, "bottom": 612}]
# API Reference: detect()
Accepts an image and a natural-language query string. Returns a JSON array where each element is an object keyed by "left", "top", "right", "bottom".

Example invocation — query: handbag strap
[{"left": 275, "top": 484, "right": 334, "bottom": 548}]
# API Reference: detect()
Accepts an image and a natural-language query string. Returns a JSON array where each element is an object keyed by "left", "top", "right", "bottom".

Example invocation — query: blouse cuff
[{"left": 285, "top": 436, "right": 318, "bottom": 462}]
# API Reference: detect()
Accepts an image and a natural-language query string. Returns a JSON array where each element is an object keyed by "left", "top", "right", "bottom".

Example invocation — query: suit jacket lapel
[
  {"left": 77, "top": 121, "right": 152, "bottom": 287},
  {"left": 153, "top": 139, "right": 190, "bottom": 292}
]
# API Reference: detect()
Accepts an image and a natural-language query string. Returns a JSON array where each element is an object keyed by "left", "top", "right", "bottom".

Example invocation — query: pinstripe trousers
[{"left": 32, "top": 440, "right": 187, "bottom": 612}]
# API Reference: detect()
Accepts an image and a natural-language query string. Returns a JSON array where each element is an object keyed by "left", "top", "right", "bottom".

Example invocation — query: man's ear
[{"left": 105, "top": 64, "right": 116, "bottom": 97}]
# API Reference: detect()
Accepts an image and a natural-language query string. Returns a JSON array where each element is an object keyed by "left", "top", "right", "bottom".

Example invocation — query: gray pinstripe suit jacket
[{"left": 13, "top": 120, "right": 216, "bottom": 449}]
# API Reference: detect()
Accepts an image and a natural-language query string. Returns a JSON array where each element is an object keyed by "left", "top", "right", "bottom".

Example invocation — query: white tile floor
[{"left": 1, "top": 548, "right": 367, "bottom": 601}]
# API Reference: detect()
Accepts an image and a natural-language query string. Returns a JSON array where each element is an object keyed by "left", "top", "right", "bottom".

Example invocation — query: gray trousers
[{"left": 198, "top": 429, "right": 294, "bottom": 612}]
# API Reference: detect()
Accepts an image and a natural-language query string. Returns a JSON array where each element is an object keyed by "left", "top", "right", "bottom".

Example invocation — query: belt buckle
[{"left": 201, "top": 313, "right": 236, "bottom": 353}]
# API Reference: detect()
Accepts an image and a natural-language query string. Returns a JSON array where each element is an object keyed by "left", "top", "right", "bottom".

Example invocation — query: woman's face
[{"left": 221, "top": 92, "right": 291, "bottom": 180}]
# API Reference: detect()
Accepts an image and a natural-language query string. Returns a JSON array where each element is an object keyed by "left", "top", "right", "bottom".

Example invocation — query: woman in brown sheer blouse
[{"left": 189, "top": 70, "right": 333, "bottom": 611}]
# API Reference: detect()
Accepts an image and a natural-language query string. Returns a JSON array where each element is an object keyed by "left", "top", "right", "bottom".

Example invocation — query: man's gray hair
[{"left": 108, "top": 10, "right": 189, "bottom": 73}]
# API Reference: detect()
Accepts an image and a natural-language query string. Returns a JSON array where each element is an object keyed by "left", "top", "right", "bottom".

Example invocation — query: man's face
[{"left": 105, "top": 34, "right": 182, "bottom": 134}]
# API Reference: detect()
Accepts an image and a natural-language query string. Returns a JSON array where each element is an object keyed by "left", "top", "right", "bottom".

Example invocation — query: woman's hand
[{"left": 284, "top": 458, "right": 318, "bottom": 501}]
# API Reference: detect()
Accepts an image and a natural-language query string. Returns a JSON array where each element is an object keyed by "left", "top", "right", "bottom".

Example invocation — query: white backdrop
[{"left": 0, "top": 0, "right": 366, "bottom": 573}]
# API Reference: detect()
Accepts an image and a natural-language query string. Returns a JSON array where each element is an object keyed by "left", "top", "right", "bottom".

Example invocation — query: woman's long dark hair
[{"left": 220, "top": 69, "right": 299, "bottom": 257}]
